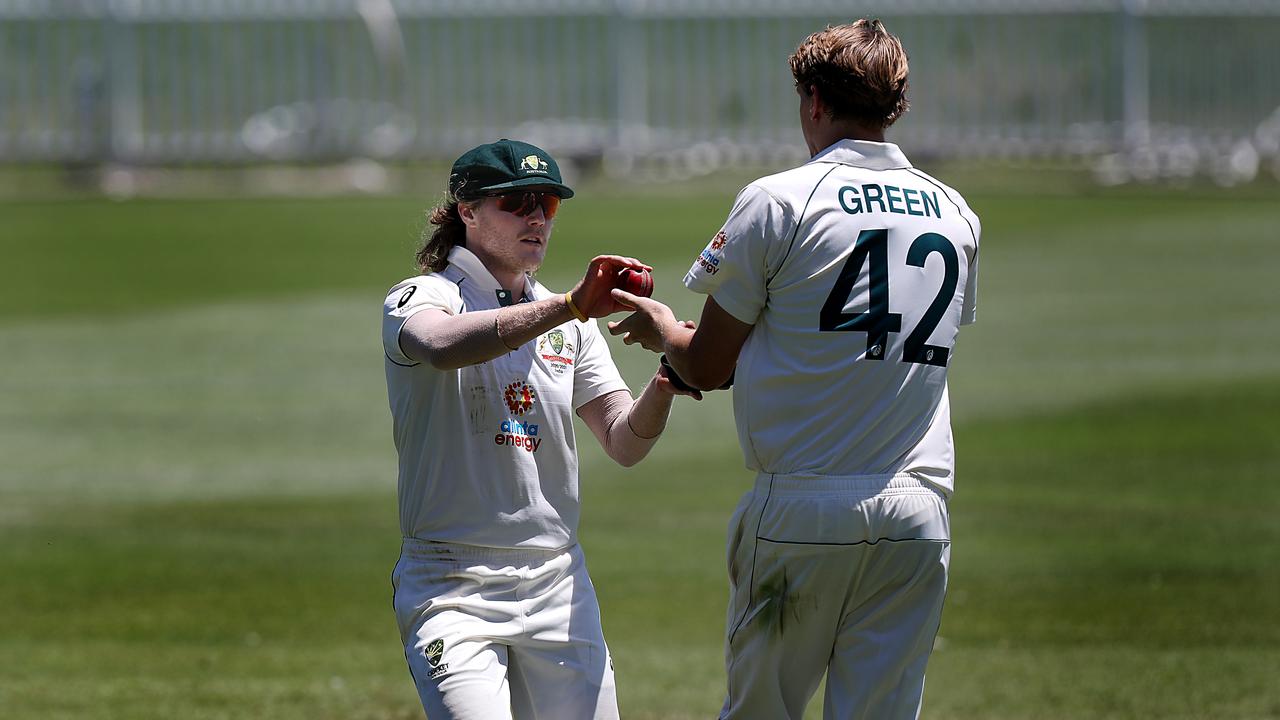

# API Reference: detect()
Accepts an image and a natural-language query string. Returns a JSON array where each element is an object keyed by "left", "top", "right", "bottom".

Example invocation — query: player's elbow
[
  {"left": 605, "top": 431, "right": 651, "bottom": 468},
  {"left": 615, "top": 453, "right": 641, "bottom": 469},
  {"left": 611, "top": 447, "right": 650, "bottom": 468},
  {"left": 684, "top": 364, "right": 733, "bottom": 392}
]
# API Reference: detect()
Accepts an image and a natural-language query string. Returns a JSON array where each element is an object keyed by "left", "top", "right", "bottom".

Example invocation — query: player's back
[{"left": 727, "top": 141, "right": 979, "bottom": 490}]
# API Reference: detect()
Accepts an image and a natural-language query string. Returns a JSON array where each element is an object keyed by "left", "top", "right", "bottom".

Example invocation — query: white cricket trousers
[
  {"left": 720, "top": 473, "right": 950, "bottom": 720},
  {"left": 391, "top": 539, "right": 619, "bottom": 720}
]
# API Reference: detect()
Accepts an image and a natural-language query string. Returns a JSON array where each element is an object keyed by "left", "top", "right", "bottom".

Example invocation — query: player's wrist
[
  {"left": 495, "top": 311, "right": 520, "bottom": 351},
  {"left": 656, "top": 320, "right": 683, "bottom": 354},
  {"left": 626, "top": 409, "right": 664, "bottom": 440},
  {"left": 564, "top": 291, "right": 588, "bottom": 322}
]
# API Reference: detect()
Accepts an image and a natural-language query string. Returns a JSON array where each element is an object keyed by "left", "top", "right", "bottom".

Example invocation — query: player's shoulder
[
  {"left": 903, "top": 169, "right": 979, "bottom": 218},
  {"left": 745, "top": 162, "right": 839, "bottom": 208},
  {"left": 387, "top": 270, "right": 461, "bottom": 294},
  {"left": 383, "top": 271, "right": 464, "bottom": 313},
  {"left": 901, "top": 168, "right": 982, "bottom": 242}
]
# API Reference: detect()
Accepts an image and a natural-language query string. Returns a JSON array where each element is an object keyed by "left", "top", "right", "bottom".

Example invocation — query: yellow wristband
[{"left": 565, "top": 291, "right": 588, "bottom": 322}]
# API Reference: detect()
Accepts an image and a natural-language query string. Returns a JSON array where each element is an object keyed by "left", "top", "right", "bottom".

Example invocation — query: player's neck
[
  {"left": 808, "top": 123, "right": 886, "bottom": 155},
  {"left": 485, "top": 267, "right": 528, "bottom": 296},
  {"left": 846, "top": 125, "right": 886, "bottom": 143},
  {"left": 468, "top": 247, "right": 530, "bottom": 295}
]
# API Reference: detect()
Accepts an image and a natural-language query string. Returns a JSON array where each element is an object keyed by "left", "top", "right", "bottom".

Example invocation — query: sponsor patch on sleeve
[{"left": 694, "top": 230, "right": 728, "bottom": 275}]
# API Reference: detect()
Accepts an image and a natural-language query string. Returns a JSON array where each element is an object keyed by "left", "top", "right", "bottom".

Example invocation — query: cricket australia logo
[
  {"left": 537, "top": 329, "right": 576, "bottom": 376},
  {"left": 503, "top": 380, "right": 537, "bottom": 415},
  {"left": 520, "top": 154, "right": 550, "bottom": 174},
  {"left": 425, "top": 638, "right": 449, "bottom": 679},
  {"left": 710, "top": 229, "right": 728, "bottom": 250}
]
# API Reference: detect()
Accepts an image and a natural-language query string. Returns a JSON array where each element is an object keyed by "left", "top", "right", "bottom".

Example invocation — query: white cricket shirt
[
  {"left": 383, "top": 247, "right": 628, "bottom": 549},
  {"left": 684, "top": 140, "right": 980, "bottom": 493}
]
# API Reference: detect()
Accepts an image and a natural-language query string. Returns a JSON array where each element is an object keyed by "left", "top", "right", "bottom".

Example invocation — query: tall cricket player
[
  {"left": 609, "top": 20, "right": 981, "bottom": 720},
  {"left": 382, "top": 139, "right": 697, "bottom": 719}
]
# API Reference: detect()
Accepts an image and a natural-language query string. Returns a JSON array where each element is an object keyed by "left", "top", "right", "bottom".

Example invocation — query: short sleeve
[
  {"left": 570, "top": 320, "right": 629, "bottom": 409},
  {"left": 961, "top": 248, "right": 979, "bottom": 325},
  {"left": 959, "top": 206, "right": 981, "bottom": 326},
  {"left": 683, "top": 184, "right": 792, "bottom": 325},
  {"left": 382, "top": 276, "right": 463, "bottom": 366}
]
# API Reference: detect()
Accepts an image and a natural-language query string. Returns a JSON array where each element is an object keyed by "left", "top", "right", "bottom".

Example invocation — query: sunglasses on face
[{"left": 486, "top": 191, "right": 561, "bottom": 219}]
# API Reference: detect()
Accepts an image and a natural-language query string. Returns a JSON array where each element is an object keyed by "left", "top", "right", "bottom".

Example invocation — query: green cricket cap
[{"left": 449, "top": 139, "right": 574, "bottom": 200}]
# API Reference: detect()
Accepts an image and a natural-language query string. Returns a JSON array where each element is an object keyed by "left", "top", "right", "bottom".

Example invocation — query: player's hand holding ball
[
  {"left": 616, "top": 267, "right": 653, "bottom": 298},
  {"left": 567, "top": 255, "right": 652, "bottom": 319}
]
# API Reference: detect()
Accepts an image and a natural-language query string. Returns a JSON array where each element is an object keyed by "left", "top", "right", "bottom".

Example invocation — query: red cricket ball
[{"left": 617, "top": 268, "right": 654, "bottom": 298}]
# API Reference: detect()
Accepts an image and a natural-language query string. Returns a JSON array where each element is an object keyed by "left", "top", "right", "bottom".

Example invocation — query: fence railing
[{"left": 2, "top": 0, "right": 1278, "bottom": 182}]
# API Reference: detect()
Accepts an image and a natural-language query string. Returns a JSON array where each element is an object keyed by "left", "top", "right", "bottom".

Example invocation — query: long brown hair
[{"left": 416, "top": 199, "right": 467, "bottom": 274}]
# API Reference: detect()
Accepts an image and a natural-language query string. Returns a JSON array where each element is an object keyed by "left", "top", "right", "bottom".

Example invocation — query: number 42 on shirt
[{"left": 819, "top": 228, "right": 959, "bottom": 368}]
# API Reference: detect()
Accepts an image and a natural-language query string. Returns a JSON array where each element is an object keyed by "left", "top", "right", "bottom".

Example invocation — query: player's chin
[{"left": 519, "top": 243, "right": 547, "bottom": 267}]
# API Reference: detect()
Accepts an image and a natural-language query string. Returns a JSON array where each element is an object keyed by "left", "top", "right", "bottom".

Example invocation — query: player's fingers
[
  {"left": 584, "top": 257, "right": 617, "bottom": 282},
  {"left": 590, "top": 254, "right": 634, "bottom": 269},
  {"left": 607, "top": 314, "right": 637, "bottom": 337},
  {"left": 610, "top": 288, "right": 640, "bottom": 308},
  {"left": 614, "top": 288, "right": 663, "bottom": 313},
  {"left": 592, "top": 254, "right": 651, "bottom": 273},
  {"left": 606, "top": 321, "right": 625, "bottom": 337}
]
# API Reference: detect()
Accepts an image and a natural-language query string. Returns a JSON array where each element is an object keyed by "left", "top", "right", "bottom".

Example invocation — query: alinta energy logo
[
  {"left": 696, "top": 230, "right": 727, "bottom": 275},
  {"left": 498, "top": 380, "right": 541, "bottom": 453}
]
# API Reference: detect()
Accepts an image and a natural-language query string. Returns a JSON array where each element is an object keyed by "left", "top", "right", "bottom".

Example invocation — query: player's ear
[
  {"left": 807, "top": 85, "right": 828, "bottom": 121},
  {"left": 457, "top": 199, "right": 481, "bottom": 229}
]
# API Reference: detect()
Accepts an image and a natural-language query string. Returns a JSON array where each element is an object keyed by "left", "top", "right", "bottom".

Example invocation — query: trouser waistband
[
  {"left": 754, "top": 472, "right": 947, "bottom": 497},
  {"left": 400, "top": 537, "right": 572, "bottom": 564}
]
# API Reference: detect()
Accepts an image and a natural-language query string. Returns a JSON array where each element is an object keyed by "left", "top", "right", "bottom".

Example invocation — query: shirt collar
[
  {"left": 809, "top": 139, "right": 912, "bottom": 171},
  {"left": 447, "top": 245, "right": 537, "bottom": 304}
]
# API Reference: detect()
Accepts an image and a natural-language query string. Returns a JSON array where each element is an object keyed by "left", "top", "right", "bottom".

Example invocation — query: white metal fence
[{"left": 2, "top": 0, "right": 1279, "bottom": 181}]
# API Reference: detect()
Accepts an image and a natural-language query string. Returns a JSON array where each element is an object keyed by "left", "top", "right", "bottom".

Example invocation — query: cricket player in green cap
[{"left": 382, "top": 139, "right": 699, "bottom": 719}]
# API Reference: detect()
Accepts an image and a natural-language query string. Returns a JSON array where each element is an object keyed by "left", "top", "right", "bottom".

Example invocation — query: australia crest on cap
[{"left": 520, "top": 155, "right": 550, "bottom": 174}]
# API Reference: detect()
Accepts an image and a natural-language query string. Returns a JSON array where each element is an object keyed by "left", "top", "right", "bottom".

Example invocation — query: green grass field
[{"left": 2, "top": 173, "right": 1278, "bottom": 719}]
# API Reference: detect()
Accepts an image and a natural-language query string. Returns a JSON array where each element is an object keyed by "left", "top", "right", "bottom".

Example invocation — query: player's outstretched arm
[
  {"left": 400, "top": 301, "right": 576, "bottom": 370},
  {"left": 400, "top": 255, "right": 652, "bottom": 371},
  {"left": 576, "top": 362, "right": 700, "bottom": 467}
]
